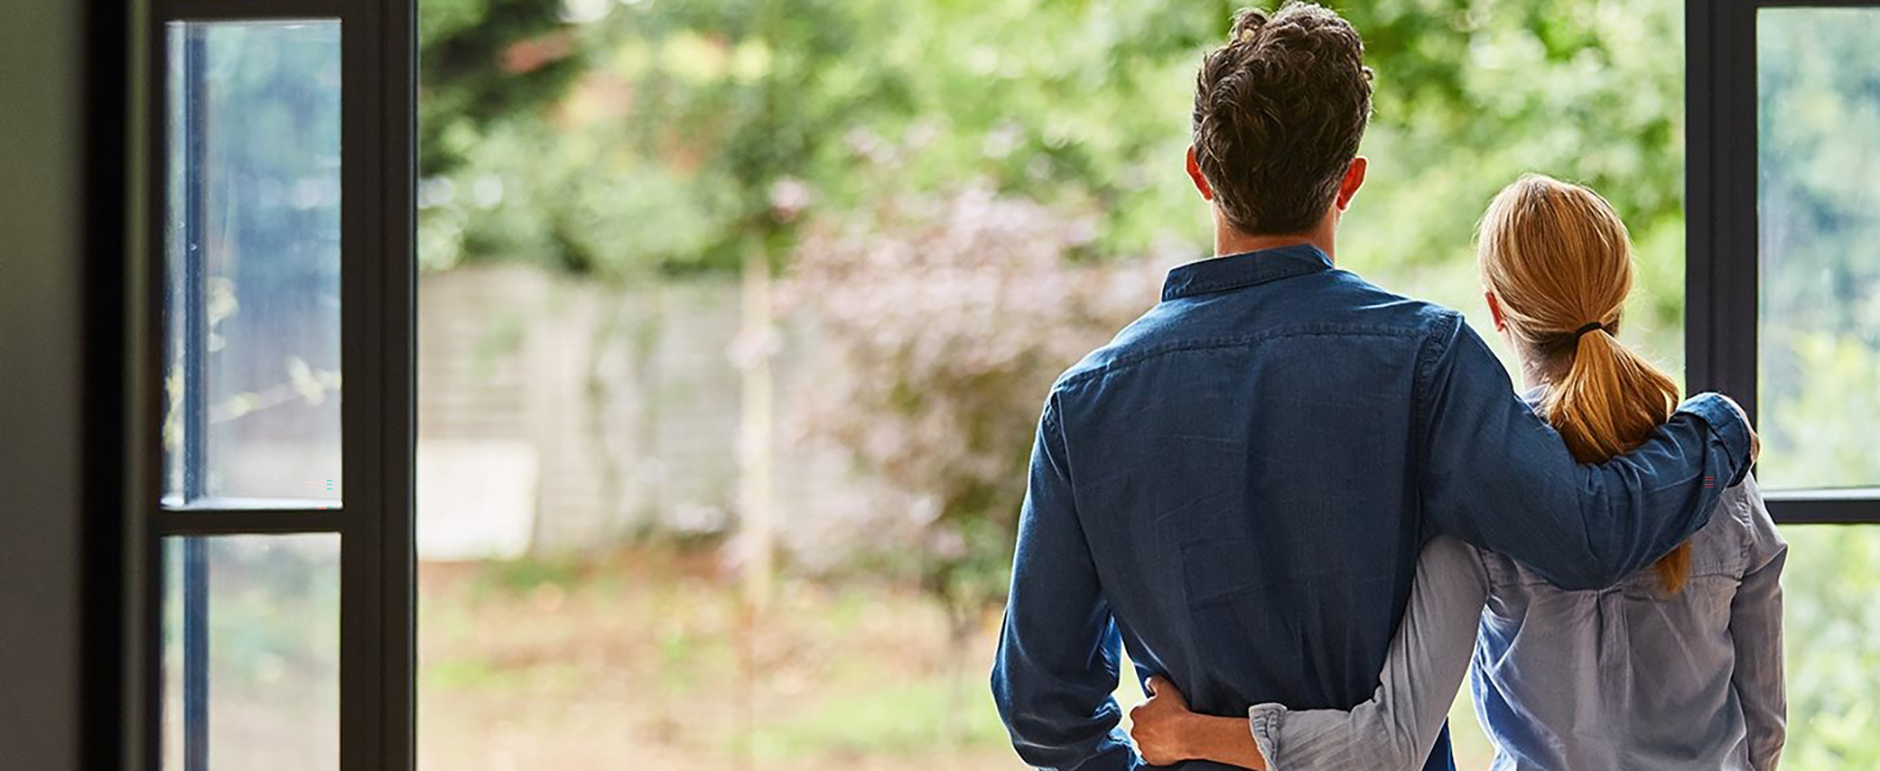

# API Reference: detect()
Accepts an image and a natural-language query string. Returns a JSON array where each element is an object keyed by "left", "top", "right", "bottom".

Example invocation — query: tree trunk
[
  {"left": 738, "top": 247, "right": 776, "bottom": 606},
  {"left": 942, "top": 596, "right": 977, "bottom": 749}
]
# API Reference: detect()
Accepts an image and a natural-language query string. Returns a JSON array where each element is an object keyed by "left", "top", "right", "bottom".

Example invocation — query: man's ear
[
  {"left": 1334, "top": 156, "right": 1367, "bottom": 211},
  {"left": 1486, "top": 290, "right": 1508, "bottom": 333},
  {"left": 1186, "top": 146, "right": 1214, "bottom": 201}
]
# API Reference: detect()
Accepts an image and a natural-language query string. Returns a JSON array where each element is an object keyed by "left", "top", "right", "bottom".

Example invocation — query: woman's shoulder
[
  {"left": 1608, "top": 473, "right": 1781, "bottom": 581},
  {"left": 1476, "top": 475, "right": 1782, "bottom": 590},
  {"left": 1715, "top": 471, "right": 1787, "bottom": 569}
]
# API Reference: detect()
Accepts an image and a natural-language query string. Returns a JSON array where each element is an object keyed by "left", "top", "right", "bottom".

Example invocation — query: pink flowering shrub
[{"left": 782, "top": 186, "right": 1164, "bottom": 619}]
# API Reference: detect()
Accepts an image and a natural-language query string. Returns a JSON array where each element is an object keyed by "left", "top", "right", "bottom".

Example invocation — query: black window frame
[
  {"left": 135, "top": 0, "right": 416, "bottom": 769},
  {"left": 1687, "top": 0, "right": 1880, "bottom": 524}
]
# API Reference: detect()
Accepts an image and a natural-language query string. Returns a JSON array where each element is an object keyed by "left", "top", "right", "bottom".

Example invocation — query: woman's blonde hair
[{"left": 1477, "top": 174, "right": 1690, "bottom": 593}]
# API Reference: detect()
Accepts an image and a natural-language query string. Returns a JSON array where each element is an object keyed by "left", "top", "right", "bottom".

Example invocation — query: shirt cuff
[
  {"left": 1249, "top": 702, "right": 1287, "bottom": 771},
  {"left": 1676, "top": 393, "right": 1753, "bottom": 487}
]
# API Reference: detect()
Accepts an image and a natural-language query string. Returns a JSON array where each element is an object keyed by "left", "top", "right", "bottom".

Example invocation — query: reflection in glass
[
  {"left": 1756, "top": 8, "right": 1880, "bottom": 492},
  {"left": 163, "top": 21, "right": 343, "bottom": 505},
  {"left": 162, "top": 534, "right": 341, "bottom": 771}
]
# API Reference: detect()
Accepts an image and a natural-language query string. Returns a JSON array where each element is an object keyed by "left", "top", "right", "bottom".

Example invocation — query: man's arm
[
  {"left": 991, "top": 395, "right": 1137, "bottom": 770},
  {"left": 1418, "top": 313, "right": 1752, "bottom": 590},
  {"left": 1728, "top": 474, "right": 1787, "bottom": 771}
]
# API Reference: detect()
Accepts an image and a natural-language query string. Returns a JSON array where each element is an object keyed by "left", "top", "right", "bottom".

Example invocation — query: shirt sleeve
[
  {"left": 1728, "top": 473, "right": 1787, "bottom": 771},
  {"left": 1246, "top": 536, "right": 1489, "bottom": 771},
  {"left": 1417, "top": 312, "right": 1753, "bottom": 590},
  {"left": 991, "top": 395, "right": 1139, "bottom": 771}
]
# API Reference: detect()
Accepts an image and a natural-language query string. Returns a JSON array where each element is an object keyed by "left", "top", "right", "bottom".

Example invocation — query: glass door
[{"left": 144, "top": 1, "right": 415, "bottom": 769}]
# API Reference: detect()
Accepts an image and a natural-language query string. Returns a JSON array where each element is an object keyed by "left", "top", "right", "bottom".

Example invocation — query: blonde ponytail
[{"left": 1479, "top": 175, "right": 1690, "bottom": 593}]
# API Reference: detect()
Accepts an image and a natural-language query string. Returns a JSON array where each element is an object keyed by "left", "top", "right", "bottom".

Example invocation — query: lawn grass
[
  {"left": 419, "top": 547, "right": 1026, "bottom": 770},
  {"left": 419, "top": 546, "right": 1492, "bottom": 770}
]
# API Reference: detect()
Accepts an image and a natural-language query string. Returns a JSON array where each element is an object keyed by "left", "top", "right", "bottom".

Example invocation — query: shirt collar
[
  {"left": 1521, "top": 385, "right": 1548, "bottom": 409},
  {"left": 1161, "top": 244, "right": 1336, "bottom": 302}
]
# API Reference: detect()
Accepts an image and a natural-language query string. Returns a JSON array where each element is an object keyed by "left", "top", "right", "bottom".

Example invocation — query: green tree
[{"left": 420, "top": 0, "right": 585, "bottom": 176}]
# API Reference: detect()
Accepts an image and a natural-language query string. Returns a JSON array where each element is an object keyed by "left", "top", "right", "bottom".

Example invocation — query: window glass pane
[
  {"left": 1756, "top": 8, "right": 1880, "bottom": 492},
  {"left": 162, "top": 534, "right": 341, "bottom": 770},
  {"left": 164, "top": 20, "right": 343, "bottom": 505},
  {"left": 1778, "top": 526, "right": 1880, "bottom": 768}
]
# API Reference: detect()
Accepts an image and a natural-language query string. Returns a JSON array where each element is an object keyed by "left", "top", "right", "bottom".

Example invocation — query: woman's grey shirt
[{"left": 1247, "top": 472, "right": 1787, "bottom": 771}]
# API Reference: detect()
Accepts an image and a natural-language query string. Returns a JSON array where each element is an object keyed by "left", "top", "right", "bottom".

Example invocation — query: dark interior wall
[{"left": 0, "top": 1, "right": 89, "bottom": 768}]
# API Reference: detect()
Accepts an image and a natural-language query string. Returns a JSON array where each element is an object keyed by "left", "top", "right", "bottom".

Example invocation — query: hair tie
[{"left": 1573, "top": 321, "right": 1605, "bottom": 341}]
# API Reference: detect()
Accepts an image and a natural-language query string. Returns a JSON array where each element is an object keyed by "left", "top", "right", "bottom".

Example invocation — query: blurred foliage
[
  {"left": 419, "top": 0, "right": 1690, "bottom": 316},
  {"left": 420, "top": 0, "right": 587, "bottom": 176},
  {"left": 166, "top": 537, "right": 340, "bottom": 766},
  {"left": 783, "top": 187, "right": 1161, "bottom": 625},
  {"left": 1780, "top": 528, "right": 1880, "bottom": 769},
  {"left": 1755, "top": 8, "right": 1880, "bottom": 491}
]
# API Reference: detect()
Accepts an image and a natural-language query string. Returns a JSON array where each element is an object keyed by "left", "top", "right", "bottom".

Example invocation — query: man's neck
[{"left": 1214, "top": 222, "right": 1337, "bottom": 262}]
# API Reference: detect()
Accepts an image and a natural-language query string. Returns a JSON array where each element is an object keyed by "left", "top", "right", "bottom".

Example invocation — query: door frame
[{"left": 124, "top": 0, "right": 417, "bottom": 768}]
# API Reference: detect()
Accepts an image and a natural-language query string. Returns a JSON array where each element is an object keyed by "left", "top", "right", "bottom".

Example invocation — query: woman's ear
[
  {"left": 1485, "top": 291, "right": 1508, "bottom": 332},
  {"left": 1186, "top": 146, "right": 1214, "bottom": 201}
]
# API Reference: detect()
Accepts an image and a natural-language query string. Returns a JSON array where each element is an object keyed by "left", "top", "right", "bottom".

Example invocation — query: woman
[{"left": 1128, "top": 175, "right": 1787, "bottom": 771}]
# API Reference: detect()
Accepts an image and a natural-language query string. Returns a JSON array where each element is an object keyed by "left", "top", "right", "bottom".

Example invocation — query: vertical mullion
[
  {"left": 180, "top": 540, "right": 210, "bottom": 771},
  {"left": 1685, "top": 0, "right": 1763, "bottom": 424},
  {"left": 142, "top": 6, "right": 171, "bottom": 768},
  {"left": 1721, "top": 0, "right": 1762, "bottom": 425},
  {"left": 1685, "top": 0, "right": 1717, "bottom": 395},
  {"left": 179, "top": 24, "right": 212, "bottom": 771},
  {"left": 375, "top": 0, "right": 418, "bottom": 765},
  {"left": 181, "top": 25, "right": 208, "bottom": 506},
  {"left": 337, "top": 0, "right": 387, "bottom": 766}
]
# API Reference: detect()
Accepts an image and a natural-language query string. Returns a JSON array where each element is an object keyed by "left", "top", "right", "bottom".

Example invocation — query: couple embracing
[{"left": 991, "top": 4, "right": 1783, "bottom": 770}]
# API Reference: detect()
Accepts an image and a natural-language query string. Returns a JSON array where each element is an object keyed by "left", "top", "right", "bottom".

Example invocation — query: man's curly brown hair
[{"left": 1192, "top": 3, "right": 1373, "bottom": 236}]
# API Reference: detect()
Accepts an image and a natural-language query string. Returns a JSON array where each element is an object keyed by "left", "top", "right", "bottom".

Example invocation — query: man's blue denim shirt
[{"left": 990, "top": 245, "right": 1752, "bottom": 771}]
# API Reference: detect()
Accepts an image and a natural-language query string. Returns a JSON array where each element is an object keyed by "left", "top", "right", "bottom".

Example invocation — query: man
[{"left": 989, "top": 4, "right": 1754, "bottom": 770}]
